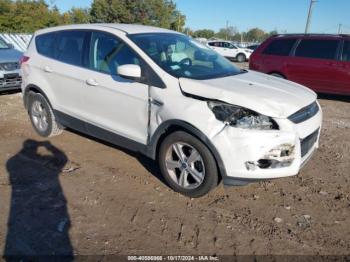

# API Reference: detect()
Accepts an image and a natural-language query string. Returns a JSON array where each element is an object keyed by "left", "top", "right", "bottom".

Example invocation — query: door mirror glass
[{"left": 117, "top": 64, "right": 141, "bottom": 80}]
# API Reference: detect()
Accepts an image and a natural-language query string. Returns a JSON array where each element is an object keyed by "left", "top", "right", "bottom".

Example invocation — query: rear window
[
  {"left": 35, "top": 32, "right": 56, "bottom": 58},
  {"left": 342, "top": 41, "right": 350, "bottom": 62},
  {"left": 263, "top": 38, "right": 296, "bottom": 56},
  {"left": 295, "top": 39, "right": 339, "bottom": 60}
]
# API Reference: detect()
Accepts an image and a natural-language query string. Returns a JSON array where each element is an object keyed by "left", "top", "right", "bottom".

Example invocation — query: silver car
[{"left": 0, "top": 37, "right": 22, "bottom": 92}]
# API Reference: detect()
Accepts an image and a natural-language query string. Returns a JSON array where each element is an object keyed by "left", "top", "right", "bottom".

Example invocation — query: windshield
[
  {"left": 129, "top": 33, "right": 242, "bottom": 80},
  {"left": 0, "top": 38, "right": 9, "bottom": 49}
]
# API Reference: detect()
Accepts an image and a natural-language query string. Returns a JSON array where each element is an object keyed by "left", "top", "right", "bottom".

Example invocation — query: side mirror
[
  {"left": 117, "top": 64, "right": 141, "bottom": 80},
  {"left": 7, "top": 43, "right": 14, "bottom": 49}
]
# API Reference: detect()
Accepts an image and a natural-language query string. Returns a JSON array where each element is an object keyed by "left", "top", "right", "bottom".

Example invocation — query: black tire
[
  {"left": 270, "top": 73, "right": 285, "bottom": 79},
  {"left": 158, "top": 131, "right": 218, "bottom": 198},
  {"left": 27, "top": 92, "right": 63, "bottom": 137},
  {"left": 236, "top": 53, "right": 246, "bottom": 63}
]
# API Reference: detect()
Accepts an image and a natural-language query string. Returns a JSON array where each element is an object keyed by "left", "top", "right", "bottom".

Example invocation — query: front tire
[
  {"left": 158, "top": 131, "right": 218, "bottom": 198},
  {"left": 28, "top": 92, "right": 63, "bottom": 137}
]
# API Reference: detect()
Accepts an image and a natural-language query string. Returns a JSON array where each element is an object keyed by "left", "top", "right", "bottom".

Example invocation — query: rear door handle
[
  {"left": 43, "top": 66, "right": 53, "bottom": 73},
  {"left": 86, "top": 78, "right": 99, "bottom": 86}
]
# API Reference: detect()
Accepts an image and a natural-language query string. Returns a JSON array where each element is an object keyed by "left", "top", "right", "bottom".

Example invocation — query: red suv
[{"left": 250, "top": 34, "right": 350, "bottom": 95}]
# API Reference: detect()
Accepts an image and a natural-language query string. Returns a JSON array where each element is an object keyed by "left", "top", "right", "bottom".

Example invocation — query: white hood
[{"left": 179, "top": 71, "right": 317, "bottom": 118}]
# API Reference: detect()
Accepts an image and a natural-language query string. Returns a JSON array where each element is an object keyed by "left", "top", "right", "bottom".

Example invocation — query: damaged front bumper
[{"left": 211, "top": 107, "right": 322, "bottom": 186}]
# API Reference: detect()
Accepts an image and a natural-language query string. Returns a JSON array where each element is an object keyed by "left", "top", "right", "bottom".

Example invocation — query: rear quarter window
[
  {"left": 295, "top": 39, "right": 339, "bottom": 60},
  {"left": 262, "top": 38, "right": 296, "bottom": 56},
  {"left": 35, "top": 32, "right": 56, "bottom": 58},
  {"left": 208, "top": 42, "right": 221, "bottom": 47}
]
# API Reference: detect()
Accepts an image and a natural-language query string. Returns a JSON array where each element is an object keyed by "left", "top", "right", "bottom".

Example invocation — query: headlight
[{"left": 207, "top": 101, "right": 278, "bottom": 130}]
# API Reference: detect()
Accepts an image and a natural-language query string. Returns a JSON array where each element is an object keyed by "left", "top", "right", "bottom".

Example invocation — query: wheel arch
[
  {"left": 23, "top": 84, "right": 52, "bottom": 110},
  {"left": 147, "top": 120, "right": 228, "bottom": 179}
]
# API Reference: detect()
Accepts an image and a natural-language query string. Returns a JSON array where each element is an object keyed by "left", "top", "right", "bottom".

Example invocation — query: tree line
[
  {"left": 188, "top": 27, "right": 278, "bottom": 43},
  {"left": 0, "top": 0, "right": 185, "bottom": 33},
  {"left": 0, "top": 0, "right": 275, "bottom": 42}
]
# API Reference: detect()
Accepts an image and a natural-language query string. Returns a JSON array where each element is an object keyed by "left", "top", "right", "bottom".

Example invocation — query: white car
[
  {"left": 21, "top": 24, "right": 322, "bottom": 197},
  {"left": 207, "top": 40, "right": 252, "bottom": 62}
]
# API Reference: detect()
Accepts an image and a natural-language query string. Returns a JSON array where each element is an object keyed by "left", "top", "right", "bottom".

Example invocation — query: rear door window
[
  {"left": 341, "top": 41, "right": 350, "bottom": 62},
  {"left": 35, "top": 32, "right": 56, "bottom": 58},
  {"left": 263, "top": 38, "right": 296, "bottom": 56},
  {"left": 295, "top": 39, "right": 339, "bottom": 60},
  {"left": 223, "top": 42, "right": 235, "bottom": 48},
  {"left": 55, "top": 30, "right": 87, "bottom": 66}
]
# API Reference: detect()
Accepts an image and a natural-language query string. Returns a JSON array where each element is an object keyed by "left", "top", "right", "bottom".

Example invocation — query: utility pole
[
  {"left": 226, "top": 20, "right": 229, "bottom": 40},
  {"left": 338, "top": 24, "right": 342, "bottom": 34},
  {"left": 305, "top": 0, "right": 317, "bottom": 33}
]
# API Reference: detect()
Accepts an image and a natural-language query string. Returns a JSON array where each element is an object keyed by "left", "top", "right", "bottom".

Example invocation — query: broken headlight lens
[{"left": 207, "top": 101, "right": 278, "bottom": 130}]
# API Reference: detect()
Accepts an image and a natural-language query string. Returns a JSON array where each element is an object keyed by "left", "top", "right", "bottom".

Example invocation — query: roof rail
[{"left": 273, "top": 33, "right": 349, "bottom": 37}]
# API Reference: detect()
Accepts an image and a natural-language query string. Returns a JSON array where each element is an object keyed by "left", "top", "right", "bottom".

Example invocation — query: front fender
[{"left": 146, "top": 119, "right": 228, "bottom": 178}]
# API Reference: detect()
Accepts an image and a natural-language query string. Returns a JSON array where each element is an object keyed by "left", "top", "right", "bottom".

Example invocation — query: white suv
[
  {"left": 207, "top": 40, "right": 252, "bottom": 62},
  {"left": 21, "top": 24, "right": 322, "bottom": 197}
]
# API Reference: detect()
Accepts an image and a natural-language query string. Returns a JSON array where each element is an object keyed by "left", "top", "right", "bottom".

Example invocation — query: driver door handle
[
  {"left": 86, "top": 78, "right": 99, "bottom": 86},
  {"left": 43, "top": 66, "right": 53, "bottom": 73}
]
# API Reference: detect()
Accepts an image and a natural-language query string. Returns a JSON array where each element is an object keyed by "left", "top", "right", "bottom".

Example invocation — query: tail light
[{"left": 19, "top": 56, "right": 30, "bottom": 67}]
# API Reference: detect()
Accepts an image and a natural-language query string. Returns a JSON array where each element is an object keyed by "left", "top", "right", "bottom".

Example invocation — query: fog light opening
[{"left": 257, "top": 159, "right": 272, "bottom": 169}]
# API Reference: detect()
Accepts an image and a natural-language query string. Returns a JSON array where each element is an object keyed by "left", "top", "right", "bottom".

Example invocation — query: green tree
[
  {"left": 0, "top": 0, "right": 13, "bottom": 32},
  {"left": 0, "top": 0, "right": 63, "bottom": 33},
  {"left": 193, "top": 29, "right": 215, "bottom": 39},
  {"left": 245, "top": 27, "right": 267, "bottom": 42},
  {"left": 215, "top": 26, "right": 238, "bottom": 40},
  {"left": 62, "top": 7, "right": 90, "bottom": 24},
  {"left": 90, "top": 0, "right": 185, "bottom": 30}
]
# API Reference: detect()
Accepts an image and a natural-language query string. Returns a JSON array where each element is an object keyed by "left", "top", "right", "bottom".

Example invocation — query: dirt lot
[{"left": 0, "top": 63, "right": 349, "bottom": 257}]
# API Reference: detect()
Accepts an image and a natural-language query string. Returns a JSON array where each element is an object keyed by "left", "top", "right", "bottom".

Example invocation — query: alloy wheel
[
  {"left": 31, "top": 100, "right": 49, "bottom": 132},
  {"left": 165, "top": 142, "right": 205, "bottom": 190}
]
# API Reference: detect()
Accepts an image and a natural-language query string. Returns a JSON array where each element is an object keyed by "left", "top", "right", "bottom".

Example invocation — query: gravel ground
[{"left": 0, "top": 63, "right": 349, "bottom": 257}]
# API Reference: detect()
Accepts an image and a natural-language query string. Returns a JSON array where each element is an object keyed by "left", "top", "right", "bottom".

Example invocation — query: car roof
[
  {"left": 35, "top": 23, "right": 181, "bottom": 35},
  {"left": 272, "top": 33, "right": 350, "bottom": 39},
  {"left": 208, "top": 40, "right": 231, "bottom": 42}
]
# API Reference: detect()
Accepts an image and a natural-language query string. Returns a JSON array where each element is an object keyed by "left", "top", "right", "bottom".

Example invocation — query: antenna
[{"left": 305, "top": 0, "right": 317, "bottom": 33}]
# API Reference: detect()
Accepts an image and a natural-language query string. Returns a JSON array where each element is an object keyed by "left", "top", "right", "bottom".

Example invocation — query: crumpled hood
[
  {"left": 179, "top": 70, "right": 317, "bottom": 118},
  {"left": 0, "top": 48, "right": 23, "bottom": 63}
]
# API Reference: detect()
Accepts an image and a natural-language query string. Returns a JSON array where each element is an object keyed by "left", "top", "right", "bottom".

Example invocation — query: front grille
[
  {"left": 300, "top": 128, "right": 319, "bottom": 157},
  {"left": 0, "top": 62, "right": 20, "bottom": 71},
  {"left": 0, "top": 75, "right": 22, "bottom": 88},
  {"left": 288, "top": 101, "right": 319, "bottom": 124}
]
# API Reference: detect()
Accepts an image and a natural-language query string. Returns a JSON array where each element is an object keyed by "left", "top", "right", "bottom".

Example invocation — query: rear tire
[
  {"left": 236, "top": 53, "right": 246, "bottom": 63},
  {"left": 28, "top": 92, "right": 63, "bottom": 137},
  {"left": 158, "top": 131, "right": 218, "bottom": 198}
]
